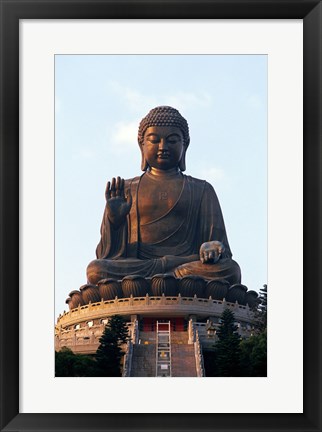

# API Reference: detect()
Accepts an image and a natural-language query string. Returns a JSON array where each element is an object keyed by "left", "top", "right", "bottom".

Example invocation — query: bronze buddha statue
[{"left": 87, "top": 106, "right": 241, "bottom": 286}]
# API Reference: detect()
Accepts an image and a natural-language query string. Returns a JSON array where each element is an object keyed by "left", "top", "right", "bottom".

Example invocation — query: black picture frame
[{"left": 1, "top": 1, "right": 321, "bottom": 431}]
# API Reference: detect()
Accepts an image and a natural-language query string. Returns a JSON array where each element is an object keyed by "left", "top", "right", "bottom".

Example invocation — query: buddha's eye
[
  {"left": 167, "top": 135, "right": 181, "bottom": 144},
  {"left": 146, "top": 135, "right": 160, "bottom": 144}
]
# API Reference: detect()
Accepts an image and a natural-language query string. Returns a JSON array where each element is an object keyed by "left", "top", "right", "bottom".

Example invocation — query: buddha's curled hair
[{"left": 138, "top": 106, "right": 190, "bottom": 148}]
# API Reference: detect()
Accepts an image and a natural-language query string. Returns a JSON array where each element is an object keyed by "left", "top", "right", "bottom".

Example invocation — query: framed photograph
[{"left": 1, "top": 1, "right": 321, "bottom": 431}]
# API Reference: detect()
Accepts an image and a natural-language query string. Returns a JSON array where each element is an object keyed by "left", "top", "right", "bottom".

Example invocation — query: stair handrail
[
  {"left": 188, "top": 318, "right": 196, "bottom": 344},
  {"left": 155, "top": 321, "right": 159, "bottom": 376},
  {"left": 123, "top": 319, "right": 137, "bottom": 377},
  {"left": 132, "top": 319, "right": 139, "bottom": 344},
  {"left": 188, "top": 318, "right": 195, "bottom": 344},
  {"left": 168, "top": 321, "right": 172, "bottom": 377},
  {"left": 193, "top": 325, "right": 205, "bottom": 377},
  {"left": 122, "top": 340, "right": 133, "bottom": 377}
]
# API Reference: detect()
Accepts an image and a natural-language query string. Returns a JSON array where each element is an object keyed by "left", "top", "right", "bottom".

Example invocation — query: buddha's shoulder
[
  {"left": 184, "top": 175, "right": 215, "bottom": 192},
  {"left": 124, "top": 176, "right": 142, "bottom": 188}
]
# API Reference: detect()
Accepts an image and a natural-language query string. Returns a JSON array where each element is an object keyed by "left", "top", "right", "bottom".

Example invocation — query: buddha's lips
[{"left": 157, "top": 152, "right": 170, "bottom": 159}]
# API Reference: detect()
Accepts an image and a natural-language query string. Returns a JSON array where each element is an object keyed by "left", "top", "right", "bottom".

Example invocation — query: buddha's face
[{"left": 142, "top": 126, "right": 184, "bottom": 171}]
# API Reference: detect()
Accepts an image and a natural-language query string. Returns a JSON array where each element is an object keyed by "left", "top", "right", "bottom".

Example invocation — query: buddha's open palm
[
  {"left": 200, "top": 241, "right": 225, "bottom": 264},
  {"left": 105, "top": 177, "right": 132, "bottom": 226}
]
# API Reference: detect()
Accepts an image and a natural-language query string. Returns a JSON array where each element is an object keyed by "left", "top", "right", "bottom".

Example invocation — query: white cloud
[
  {"left": 73, "top": 147, "right": 97, "bottom": 160},
  {"left": 199, "top": 166, "right": 225, "bottom": 184},
  {"left": 167, "top": 91, "right": 212, "bottom": 111},
  {"left": 108, "top": 120, "right": 138, "bottom": 155},
  {"left": 107, "top": 81, "right": 157, "bottom": 113},
  {"left": 106, "top": 81, "right": 212, "bottom": 113},
  {"left": 80, "top": 148, "right": 96, "bottom": 159}
]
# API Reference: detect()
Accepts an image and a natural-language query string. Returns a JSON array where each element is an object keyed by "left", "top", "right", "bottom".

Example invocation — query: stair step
[
  {"left": 171, "top": 344, "right": 197, "bottom": 377},
  {"left": 129, "top": 324, "right": 199, "bottom": 377},
  {"left": 130, "top": 345, "right": 156, "bottom": 377}
]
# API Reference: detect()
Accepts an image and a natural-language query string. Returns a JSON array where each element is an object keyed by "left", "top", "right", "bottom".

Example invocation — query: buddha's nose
[{"left": 159, "top": 138, "right": 168, "bottom": 150}]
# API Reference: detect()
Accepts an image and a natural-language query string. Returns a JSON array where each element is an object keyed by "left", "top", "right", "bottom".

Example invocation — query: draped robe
[{"left": 87, "top": 173, "right": 241, "bottom": 284}]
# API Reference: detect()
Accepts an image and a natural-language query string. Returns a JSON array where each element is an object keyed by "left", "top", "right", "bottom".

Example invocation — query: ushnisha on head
[{"left": 138, "top": 106, "right": 190, "bottom": 171}]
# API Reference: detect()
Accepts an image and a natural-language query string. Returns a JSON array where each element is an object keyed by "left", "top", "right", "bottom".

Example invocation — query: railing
[
  {"left": 57, "top": 294, "right": 253, "bottom": 328},
  {"left": 194, "top": 328, "right": 205, "bottom": 377},
  {"left": 188, "top": 318, "right": 195, "bottom": 344},
  {"left": 195, "top": 320, "right": 253, "bottom": 341},
  {"left": 122, "top": 340, "right": 133, "bottom": 377},
  {"left": 187, "top": 321, "right": 205, "bottom": 377},
  {"left": 132, "top": 319, "right": 139, "bottom": 344},
  {"left": 188, "top": 319, "right": 205, "bottom": 377},
  {"left": 55, "top": 326, "right": 101, "bottom": 349},
  {"left": 56, "top": 321, "right": 135, "bottom": 350}
]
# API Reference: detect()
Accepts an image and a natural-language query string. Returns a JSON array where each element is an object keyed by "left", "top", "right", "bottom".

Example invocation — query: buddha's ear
[
  {"left": 179, "top": 148, "right": 187, "bottom": 171},
  {"left": 141, "top": 156, "right": 148, "bottom": 171},
  {"left": 140, "top": 145, "right": 148, "bottom": 171}
]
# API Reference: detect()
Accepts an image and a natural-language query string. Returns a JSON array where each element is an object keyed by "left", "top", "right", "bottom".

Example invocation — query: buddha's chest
[{"left": 137, "top": 175, "right": 185, "bottom": 225}]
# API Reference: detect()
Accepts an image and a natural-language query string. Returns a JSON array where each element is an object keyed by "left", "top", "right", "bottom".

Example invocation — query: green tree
[
  {"left": 202, "top": 349, "right": 219, "bottom": 377},
  {"left": 55, "top": 316, "right": 129, "bottom": 377},
  {"left": 240, "top": 329, "right": 267, "bottom": 376},
  {"left": 240, "top": 284, "right": 267, "bottom": 376},
  {"left": 108, "top": 315, "right": 129, "bottom": 344},
  {"left": 55, "top": 347, "right": 97, "bottom": 377},
  {"left": 95, "top": 315, "right": 129, "bottom": 376},
  {"left": 73, "top": 353, "right": 98, "bottom": 377},
  {"left": 55, "top": 347, "right": 76, "bottom": 377},
  {"left": 95, "top": 327, "right": 123, "bottom": 376},
  {"left": 254, "top": 284, "right": 267, "bottom": 332},
  {"left": 215, "top": 308, "right": 241, "bottom": 377}
]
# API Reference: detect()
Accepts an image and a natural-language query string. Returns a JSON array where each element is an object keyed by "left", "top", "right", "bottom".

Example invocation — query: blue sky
[{"left": 55, "top": 54, "right": 267, "bottom": 315}]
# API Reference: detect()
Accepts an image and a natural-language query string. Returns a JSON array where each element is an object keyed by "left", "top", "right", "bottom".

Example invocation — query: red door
[{"left": 142, "top": 317, "right": 185, "bottom": 331}]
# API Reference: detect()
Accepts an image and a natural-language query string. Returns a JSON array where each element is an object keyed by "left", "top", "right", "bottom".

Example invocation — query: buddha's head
[{"left": 138, "top": 106, "right": 190, "bottom": 171}]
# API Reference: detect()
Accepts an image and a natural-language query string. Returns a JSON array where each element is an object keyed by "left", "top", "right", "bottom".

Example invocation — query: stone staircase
[
  {"left": 138, "top": 331, "right": 188, "bottom": 344},
  {"left": 138, "top": 331, "right": 156, "bottom": 344},
  {"left": 170, "top": 332, "right": 189, "bottom": 344},
  {"left": 128, "top": 328, "right": 198, "bottom": 377},
  {"left": 130, "top": 344, "right": 156, "bottom": 377},
  {"left": 171, "top": 344, "right": 197, "bottom": 377}
]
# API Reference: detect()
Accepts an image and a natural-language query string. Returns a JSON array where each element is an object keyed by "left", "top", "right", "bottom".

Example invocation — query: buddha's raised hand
[
  {"left": 105, "top": 177, "right": 132, "bottom": 227},
  {"left": 199, "top": 241, "right": 225, "bottom": 264}
]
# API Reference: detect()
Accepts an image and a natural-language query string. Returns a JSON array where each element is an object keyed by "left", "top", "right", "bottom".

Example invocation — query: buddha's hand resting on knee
[
  {"left": 199, "top": 241, "right": 225, "bottom": 264},
  {"left": 105, "top": 177, "right": 132, "bottom": 227}
]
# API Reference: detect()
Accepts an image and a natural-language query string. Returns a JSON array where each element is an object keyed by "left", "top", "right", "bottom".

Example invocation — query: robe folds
[{"left": 87, "top": 173, "right": 241, "bottom": 283}]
